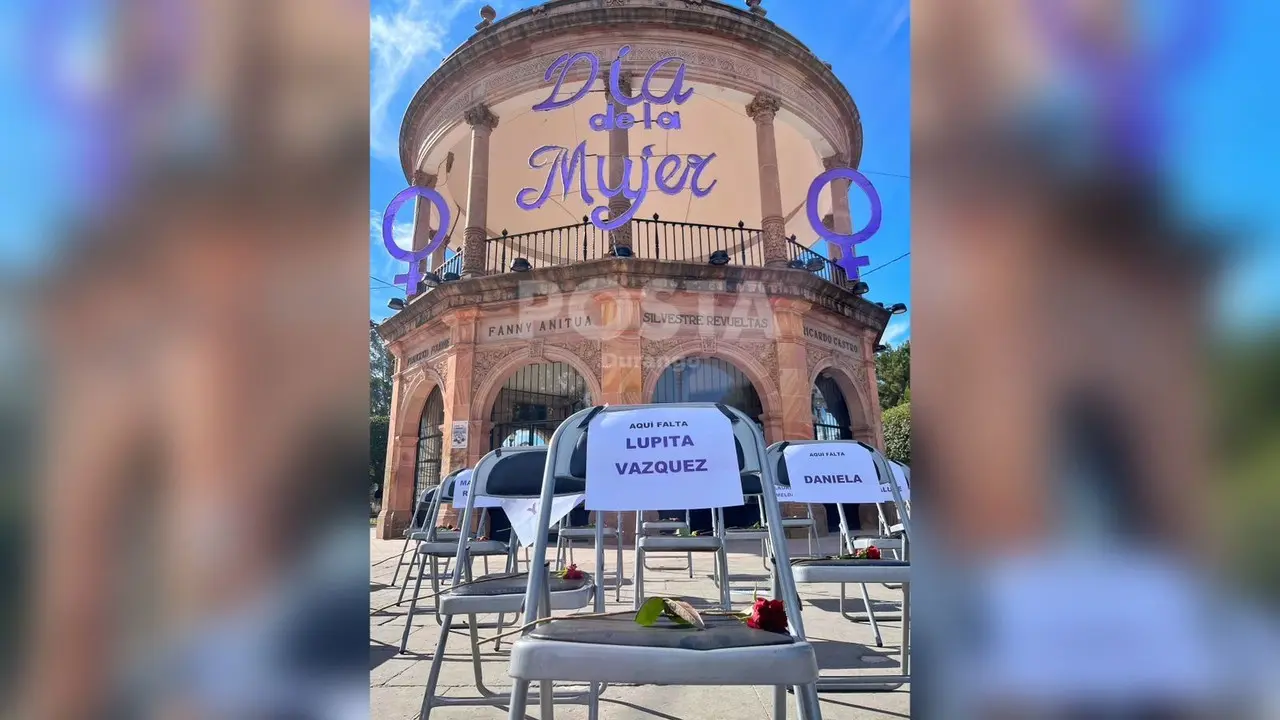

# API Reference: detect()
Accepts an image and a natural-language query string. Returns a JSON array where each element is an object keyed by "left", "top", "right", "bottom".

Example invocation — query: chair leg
[
  {"left": 506, "top": 680, "right": 531, "bottom": 720},
  {"left": 633, "top": 547, "right": 645, "bottom": 610},
  {"left": 400, "top": 553, "right": 429, "bottom": 654},
  {"left": 396, "top": 548, "right": 416, "bottom": 605},
  {"left": 539, "top": 680, "right": 555, "bottom": 718},
  {"left": 687, "top": 550, "right": 694, "bottom": 578},
  {"left": 431, "top": 556, "right": 445, "bottom": 626},
  {"left": 418, "top": 613, "right": 454, "bottom": 719},
  {"left": 615, "top": 533, "right": 623, "bottom": 603},
  {"left": 716, "top": 546, "right": 732, "bottom": 610},
  {"left": 796, "top": 683, "right": 823, "bottom": 720},
  {"left": 588, "top": 682, "right": 601, "bottom": 720},
  {"left": 860, "top": 583, "right": 884, "bottom": 647},
  {"left": 390, "top": 534, "right": 412, "bottom": 587},
  {"left": 773, "top": 685, "right": 788, "bottom": 719}
]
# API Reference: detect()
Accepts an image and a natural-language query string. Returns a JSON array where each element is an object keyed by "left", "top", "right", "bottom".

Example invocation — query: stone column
[
  {"left": 770, "top": 297, "right": 819, "bottom": 531},
  {"left": 410, "top": 170, "right": 440, "bottom": 287},
  {"left": 461, "top": 105, "right": 499, "bottom": 278},
  {"left": 440, "top": 308, "right": 480, "bottom": 480},
  {"left": 823, "top": 154, "right": 853, "bottom": 271},
  {"left": 608, "top": 75, "right": 633, "bottom": 252},
  {"left": 747, "top": 92, "right": 788, "bottom": 267},
  {"left": 375, "top": 350, "right": 419, "bottom": 539},
  {"left": 598, "top": 288, "right": 644, "bottom": 543}
]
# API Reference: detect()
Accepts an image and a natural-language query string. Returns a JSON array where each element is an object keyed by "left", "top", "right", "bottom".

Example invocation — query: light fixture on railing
[
  {"left": 804, "top": 256, "right": 825, "bottom": 272},
  {"left": 511, "top": 257, "right": 532, "bottom": 272},
  {"left": 610, "top": 244, "right": 633, "bottom": 258},
  {"left": 851, "top": 281, "right": 870, "bottom": 296},
  {"left": 787, "top": 258, "right": 809, "bottom": 270},
  {"left": 420, "top": 272, "right": 442, "bottom": 290},
  {"left": 874, "top": 343, "right": 890, "bottom": 353},
  {"left": 387, "top": 298, "right": 405, "bottom": 311},
  {"left": 442, "top": 272, "right": 460, "bottom": 282},
  {"left": 708, "top": 250, "right": 730, "bottom": 266},
  {"left": 888, "top": 302, "right": 908, "bottom": 315}
]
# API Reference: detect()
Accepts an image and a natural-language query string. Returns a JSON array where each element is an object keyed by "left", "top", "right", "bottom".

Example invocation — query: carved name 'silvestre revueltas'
[{"left": 517, "top": 46, "right": 717, "bottom": 231}]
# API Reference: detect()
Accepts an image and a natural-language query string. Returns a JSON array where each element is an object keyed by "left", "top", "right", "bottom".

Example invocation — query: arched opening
[
  {"left": 652, "top": 356, "right": 765, "bottom": 531},
  {"left": 488, "top": 362, "right": 594, "bottom": 530},
  {"left": 812, "top": 371, "right": 862, "bottom": 532},
  {"left": 415, "top": 386, "right": 445, "bottom": 503}
]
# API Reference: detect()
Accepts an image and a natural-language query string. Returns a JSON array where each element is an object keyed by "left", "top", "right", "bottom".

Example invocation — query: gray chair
[
  {"left": 399, "top": 470, "right": 512, "bottom": 653},
  {"left": 555, "top": 506, "right": 626, "bottom": 602},
  {"left": 639, "top": 510, "right": 694, "bottom": 576},
  {"left": 767, "top": 440, "right": 911, "bottom": 693},
  {"left": 417, "top": 446, "right": 602, "bottom": 718},
  {"left": 504, "top": 403, "right": 825, "bottom": 720},
  {"left": 723, "top": 496, "right": 818, "bottom": 569},
  {"left": 390, "top": 485, "right": 439, "bottom": 589}
]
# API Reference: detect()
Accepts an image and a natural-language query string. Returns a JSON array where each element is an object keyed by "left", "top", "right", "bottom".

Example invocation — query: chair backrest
[
  {"left": 515, "top": 403, "right": 814, "bottom": 639},
  {"left": 471, "top": 445, "right": 586, "bottom": 499},
  {"left": 766, "top": 439, "right": 911, "bottom": 538}
]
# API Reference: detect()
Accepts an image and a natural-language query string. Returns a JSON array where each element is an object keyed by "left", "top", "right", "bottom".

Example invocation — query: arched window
[
  {"left": 651, "top": 356, "right": 765, "bottom": 530},
  {"left": 415, "top": 386, "right": 445, "bottom": 501},
  {"left": 651, "top": 356, "right": 764, "bottom": 424},
  {"left": 812, "top": 372, "right": 853, "bottom": 440},
  {"left": 811, "top": 372, "right": 859, "bottom": 532},
  {"left": 489, "top": 362, "right": 592, "bottom": 450}
]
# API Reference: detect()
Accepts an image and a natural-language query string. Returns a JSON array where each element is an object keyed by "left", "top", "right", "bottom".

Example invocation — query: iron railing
[
  {"left": 433, "top": 251, "right": 463, "bottom": 279},
  {"left": 787, "top": 238, "right": 849, "bottom": 287},
  {"left": 630, "top": 215, "right": 764, "bottom": 266},
  {"left": 484, "top": 218, "right": 607, "bottom": 274}
]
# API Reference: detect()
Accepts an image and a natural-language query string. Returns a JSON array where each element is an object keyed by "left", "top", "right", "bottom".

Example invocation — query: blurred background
[{"left": 0, "top": 0, "right": 1277, "bottom": 717}]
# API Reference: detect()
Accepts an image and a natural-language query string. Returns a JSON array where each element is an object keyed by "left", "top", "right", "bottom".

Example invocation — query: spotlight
[
  {"left": 511, "top": 257, "right": 532, "bottom": 272},
  {"left": 875, "top": 302, "right": 886, "bottom": 309},
  {"left": 708, "top": 250, "right": 730, "bottom": 266},
  {"left": 804, "top": 256, "right": 825, "bottom": 272},
  {"left": 787, "top": 258, "right": 808, "bottom": 270},
  {"left": 420, "top": 272, "right": 442, "bottom": 289},
  {"left": 850, "top": 281, "right": 870, "bottom": 296},
  {"left": 387, "top": 298, "right": 405, "bottom": 311},
  {"left": 611, "top": 244, "right": 633, "bottom": 258},
  {"left": 874, "top": 343, "right": 890, "bottom": 353},
  {"left": 442, "top": 272, "right": 460, "bottom": 282},
  {"left": 889, "top": 302, "right": 908, "bottom": 315}
]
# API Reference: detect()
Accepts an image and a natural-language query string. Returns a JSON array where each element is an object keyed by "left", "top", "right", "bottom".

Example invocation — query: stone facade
[{"left": 375, "top": 260, "right": 890, "bottom": 539}]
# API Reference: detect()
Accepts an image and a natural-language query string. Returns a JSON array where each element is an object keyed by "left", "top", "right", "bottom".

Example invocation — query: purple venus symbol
[
  {"left": 805, "top": 168, "right": 882, "bottom": 280},
  {"left": 382, "top": 186, "right": 450, "bottom": 295}
]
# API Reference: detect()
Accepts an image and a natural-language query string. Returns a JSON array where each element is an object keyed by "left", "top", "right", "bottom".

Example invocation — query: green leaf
[
  {"left": 634, "top": 597, "right": 666, "bottom": 627},
  {"left": 662, "top": 598, "right": 706, "bottom": 630}
]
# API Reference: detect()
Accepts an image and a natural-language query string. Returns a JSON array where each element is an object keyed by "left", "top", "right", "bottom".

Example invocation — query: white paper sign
[
  {"left": 889, "top": 461, "right": 911, "bottom": 501},
  {"left": 451, "top": 422, "right": 468, "bottom": 448},
  {"left": 785, "top": 442, "right": 884, "bottom": 503},
  {"left": 775, "top": 484, "right": 795, "bottom": 502},
  {"left": 502, "top": 494, "right": 585, "bottom": 547},
  {"left": 584, "top": 406, "right": 743, "bottom": 511},
  {"left": 452, "top": 469, "right": 502, "bottom": 509}
]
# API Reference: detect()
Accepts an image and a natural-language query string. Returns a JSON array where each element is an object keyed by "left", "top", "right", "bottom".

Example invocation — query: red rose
[
  {"left": 745, "top": 597, "right": 789, "bottom": 634},
  {"left": 865, "top": 545, "right": 881, "bottom": 560},
  {"left": 562, "top": 564, "right": 584, "bottom": 580}
]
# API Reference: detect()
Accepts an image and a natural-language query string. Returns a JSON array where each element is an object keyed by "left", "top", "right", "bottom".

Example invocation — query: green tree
[
  {"left": 882, "top": 402, "right": 910, "bottom": 465},
  {"left": 370, "top": 324, "right": 394, "bottom": 416},
  {"left": 876, "top": 341, "right": 910, "bottom": 410}
]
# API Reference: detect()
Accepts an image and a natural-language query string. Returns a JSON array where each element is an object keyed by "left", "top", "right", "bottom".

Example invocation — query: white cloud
[
  {"left": 370, "top": 211, "right": 416, "bottom": 282},
  {"left": 369, "top": 0, "right": 471, "bottom": 161},
  {"left": 882, "top": 316, "right": 910, "bottom": 346}
]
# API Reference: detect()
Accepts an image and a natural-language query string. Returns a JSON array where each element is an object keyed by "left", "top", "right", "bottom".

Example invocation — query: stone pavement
[{"left": 371, "top": 531, "right": 910, "bottom": 719}]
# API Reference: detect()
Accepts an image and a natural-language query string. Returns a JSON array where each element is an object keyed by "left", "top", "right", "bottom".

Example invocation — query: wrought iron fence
[
  {"left": 484, "top": 218, "right": 607, "bottom": 274},
  {"left": 433, "top": 251, "right": 463, "bottom": 279},
  {"left": 630, "top": 215, "right": 764, "bottom": 266},
  {"left": 787, "top": 238, "right": 848, "bottom": 286}
]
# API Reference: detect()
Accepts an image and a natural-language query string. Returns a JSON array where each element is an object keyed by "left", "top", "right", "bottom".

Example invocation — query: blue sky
[{"left": 368, "top": 0, "right": 913, "bottom": 345}]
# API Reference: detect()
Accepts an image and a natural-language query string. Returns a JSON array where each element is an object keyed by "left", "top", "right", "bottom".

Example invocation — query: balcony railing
[
  {"left": 427, "top": 217, "right": 849, "bottom": 289},
  {"left": 786, "top": 238, "right": 849, "bottom": 286}
]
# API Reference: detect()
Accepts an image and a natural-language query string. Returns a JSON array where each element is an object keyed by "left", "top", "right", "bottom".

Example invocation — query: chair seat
[
  {"left": 509, "top": 615, "right": 817, "bottom": 685},
  {"left": 779, "top": 518, "right": 815, "bottom": 528},
  {"left": 434, "top": 530, "right": 461, "bottom": 541},
  {"left": 724, "top": 528, "right": 769, "bottom": 540},
  {"left": 642, "top": 521, "right": 689, "bottom": 532},
  {"left": 416, "top": 540, "right": 508, "bottom": 556},
  {"left": 439, "top": 572, "right": 594, "bottom": 615},
  {"left": 558, "top": 527, "right": 619, "bottom": 539},
  {"left": 790, "top": 558, "right": 911, "bottom": 584},
  {"left": 638, "top": 535, "right": 723, "bottom": 552},
  {"left": 408, "top": 529, "right": 431, "bottom": 541},
  {"left": 851, "top": 538, "right": 903, "bottom": 552}
]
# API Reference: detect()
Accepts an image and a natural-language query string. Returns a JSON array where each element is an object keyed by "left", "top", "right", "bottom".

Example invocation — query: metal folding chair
[
  {"left": 639, "top": 509, "right": 695, "bottom": 576},
  {"left": 767, "top": 440, "right": 911, "bottom": 693},
  {"left": 505, "top": 403, "right": 824, "bottom": 720},
  {"left": 399, "top": 470, "right": 511, "bottom": 653},
  {"left": 418, "top": 446, "right": 602, "bottom": 718},
  {"left": 391, "top": 485, "right": 438, "bottom": 589},
  {"left": 555, "top": 507, "right": 626, "bottom": 602}
]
